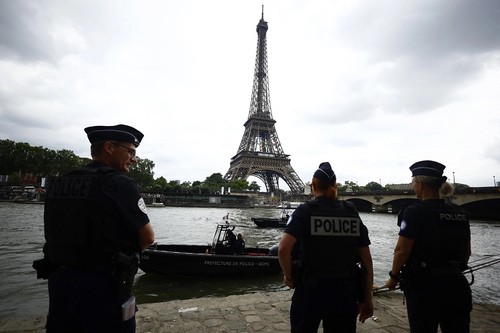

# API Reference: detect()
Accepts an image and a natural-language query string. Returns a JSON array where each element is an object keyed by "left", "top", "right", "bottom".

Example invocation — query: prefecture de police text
[{"left": 311, "top": 216, "right": 361, "bottom": 236}]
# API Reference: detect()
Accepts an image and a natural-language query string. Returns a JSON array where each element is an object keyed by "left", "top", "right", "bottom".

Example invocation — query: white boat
[{"left": 277, "top": 201, "right": 302, "bottom": 209}]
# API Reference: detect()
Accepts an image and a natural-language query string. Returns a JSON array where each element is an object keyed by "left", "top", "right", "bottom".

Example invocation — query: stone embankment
[{"left": 1, "top": 291, "right": 498, "bottom": 332}]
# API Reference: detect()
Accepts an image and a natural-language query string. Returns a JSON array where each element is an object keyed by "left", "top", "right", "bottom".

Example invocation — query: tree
[
  {"left": 129, "top": 157, "right": 155, "bottom": 189},
  {"left": 149, "top": 176, "right": 168, "bottom": 192},
  {"left": 338, "top": 181, "right": 362, "bottom": 192},
  {"left": 0, "top": 140, "right": 82, "bottom": 180},
  {"left": 180, "top": 181, "right": 192, "bottom": 192},
  {"left": 365, "top": 181, "right": 384, "bottom": 191},
  {"left": 203, "top": 173, "right": 229, "bottom": 193},
  {"left": 0, "top": 139, "right": 16, "bottom": 174},
  {"left": 52, "top": 149, "right": 82, "bottom": 175},
  {"left": 230, "top": 179, "right": 249, "bottom": 191},
  {"left": 248, "top": 181, "right": 261, "bottom": 192}
]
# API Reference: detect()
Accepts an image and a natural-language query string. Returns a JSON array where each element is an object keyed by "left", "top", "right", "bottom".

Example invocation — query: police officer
[
  {"left": 35, "top": 124, "right": 155, "bottom": 333},
  {"left": 386, "top": 160, "right": 472, "bottom": 333},
  {"left": 278, "top": 162, "right": 374, "bottom": 333}
]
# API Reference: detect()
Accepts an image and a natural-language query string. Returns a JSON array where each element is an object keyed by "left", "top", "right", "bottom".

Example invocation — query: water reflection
[{"left": 134, "top": 272, "right": 285, "bottom": 304}]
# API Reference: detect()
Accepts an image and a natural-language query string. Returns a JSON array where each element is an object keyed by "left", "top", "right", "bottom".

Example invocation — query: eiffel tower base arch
[{"left": 224, "top": 154, "right": 304, "bottom": 194}]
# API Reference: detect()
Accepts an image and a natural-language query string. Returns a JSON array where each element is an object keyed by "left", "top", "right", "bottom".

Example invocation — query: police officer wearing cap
[
  {"left": 34, "top": 124, "right": 155, "bottom": 333},
  {"left": 385, "top": 160, "right": 472, "bottom": 333},
  {"left": 278, "top": 162, "right": 374, "bottom": 333}
]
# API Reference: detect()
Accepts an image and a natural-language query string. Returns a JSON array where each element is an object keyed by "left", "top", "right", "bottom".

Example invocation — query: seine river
[{"left": 0, "top": 201, "right": 499, "bottom": 318}]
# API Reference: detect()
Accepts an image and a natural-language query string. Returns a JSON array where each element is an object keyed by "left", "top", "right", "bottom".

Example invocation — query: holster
[
  {"left": 32, "top": 257, "right": 59, "bottom": 279},
  {"left": 399, "top": 264, "right": 425, "bottom": 291},
  {"left": 293, "top": 262, "right": 320, "bottom": 292},
  {"left": 112, "top": 252, "right": 139, "bottom": 299}
]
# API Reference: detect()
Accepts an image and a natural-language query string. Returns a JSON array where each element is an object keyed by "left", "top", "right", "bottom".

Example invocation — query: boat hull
[
  {"left": 139, "top": 244, "right": 281, "bottom": 276},
  {"left": 252, "top": 217, "right": 287, "bottom": 228}
]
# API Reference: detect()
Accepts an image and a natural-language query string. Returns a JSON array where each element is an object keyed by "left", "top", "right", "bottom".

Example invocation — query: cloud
[
  {"left": 0, "top": 2, "right": 87, "bottom": 63},
  {"left": 333, "top": 0, "right": 500, "bottom": 114},
  {"left": 1, "top": 0, "right": 499, "bottom": 187}
]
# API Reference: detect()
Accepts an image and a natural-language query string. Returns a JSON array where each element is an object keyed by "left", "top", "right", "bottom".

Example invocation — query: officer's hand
[
  {"left": 357, "top": 301, "right": 373, "bottom": 323},
  {"left": 385, "top": 277, "right": 398, "bottom": 290},
  {"left": 283, "top": 275, "right": 295, "bottom": 289}
]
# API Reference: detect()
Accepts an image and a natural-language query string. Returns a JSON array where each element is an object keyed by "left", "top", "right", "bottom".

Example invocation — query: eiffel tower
[{"left": 224, "top": 9, "right": 304, "bottom": 194}]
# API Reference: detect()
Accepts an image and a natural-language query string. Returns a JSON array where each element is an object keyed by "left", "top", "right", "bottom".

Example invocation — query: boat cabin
[{"left": 211, "top": 224, "right": 239, "bottom": 254}]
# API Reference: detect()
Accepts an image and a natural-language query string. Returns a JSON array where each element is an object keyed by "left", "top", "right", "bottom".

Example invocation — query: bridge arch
[{"left": 339, "top": 188, "right": 500, "bottom": 220}]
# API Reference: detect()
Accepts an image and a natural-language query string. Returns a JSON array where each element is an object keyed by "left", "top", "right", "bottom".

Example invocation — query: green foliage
[
  {"left": 229, "top": 178, "right": 249, "bottom": 191},
  {"left": 365, "top": 181, "right": 384, "bottom": 191},
  {"left": 248, "top": 181, "right": 261, "bottom": 192},
  {"left": 338, "top": 180, "right": 362, "bottom": 192},
  {"left": 150, "top": 176, "right": 168, "bottom": 192},
  {"left": 0, "top": 139, "right": 83, "bottom": 180},
  {"left": 203, "top": 173, "right": 229, "bottom": 193},
  {"left": 0, "top": 139, "right": 16, "bottom": 174},
  {"left": 129, "top": 157, "right": 155, "bottom": 189}
]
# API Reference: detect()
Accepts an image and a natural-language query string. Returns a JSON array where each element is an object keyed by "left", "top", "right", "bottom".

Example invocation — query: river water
[{"left": 0, "top": 202, "right": 499, "bottom": 317}]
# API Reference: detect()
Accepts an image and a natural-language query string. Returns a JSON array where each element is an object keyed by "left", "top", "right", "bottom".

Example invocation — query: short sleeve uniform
[
  {"left": 397, "top": 204, "right": 424, "bottom": 240},
  {"left": 90, "top": 161, "right": 150, "bottom": 244}
]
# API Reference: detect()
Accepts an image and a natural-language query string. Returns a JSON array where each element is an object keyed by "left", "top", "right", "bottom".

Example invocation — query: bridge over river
[{"left": 338, "top": 187, "right": 500, "bottom": 220}]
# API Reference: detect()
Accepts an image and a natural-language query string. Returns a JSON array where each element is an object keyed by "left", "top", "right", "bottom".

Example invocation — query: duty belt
[
  {"left": 415, "top": 262, "right": 462, "bottom": 276},
  {"left": 314, "top": 268, "right": 355, "bottom": 279}
]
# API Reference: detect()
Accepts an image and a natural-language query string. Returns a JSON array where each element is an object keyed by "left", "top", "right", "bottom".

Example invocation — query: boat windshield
[{"left": 211, "top": 224, "right": 236, "bottom": 253}]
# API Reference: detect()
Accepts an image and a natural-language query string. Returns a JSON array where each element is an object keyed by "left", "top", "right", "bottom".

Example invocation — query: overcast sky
[{"left": 1, "top": 0, "right": 499, "bottom": 189}]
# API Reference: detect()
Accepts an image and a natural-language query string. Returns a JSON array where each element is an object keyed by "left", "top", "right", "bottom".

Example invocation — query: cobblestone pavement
[{"left": 1, "top": 291, "right": 499, "bottom": 332}]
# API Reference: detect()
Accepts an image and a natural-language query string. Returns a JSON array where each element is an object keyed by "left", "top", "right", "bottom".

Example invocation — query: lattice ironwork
[{"left": 224, "top": 9, "right": 304, "bottom": 194}]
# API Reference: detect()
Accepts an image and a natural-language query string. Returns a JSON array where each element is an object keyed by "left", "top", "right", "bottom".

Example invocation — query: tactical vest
[
  {"left": 44, "top": 167, "right": 134, "bottom": 269},
  {"left": 405, "top": 201, "right": 470, "bottom": 270},
  {"left": 300, "top": 199, "right": 362, "bottom": 277}
]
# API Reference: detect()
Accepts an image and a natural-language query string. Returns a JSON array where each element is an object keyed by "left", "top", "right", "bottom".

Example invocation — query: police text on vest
[{"left": 310, "top": 216, "right": 361, "bottom": 236}]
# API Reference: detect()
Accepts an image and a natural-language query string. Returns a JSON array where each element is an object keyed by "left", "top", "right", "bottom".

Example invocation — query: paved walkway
[{"left": 1, "top": 291, "right": 499, "bottom": 332}]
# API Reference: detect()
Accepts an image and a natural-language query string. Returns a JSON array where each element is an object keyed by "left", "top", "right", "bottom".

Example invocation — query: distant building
[
  {"left": 304, "top": 182, "right": 312, "bottom": 196},
  {"left": 386, "top": 183, "right": 412, "bottom": 191}
]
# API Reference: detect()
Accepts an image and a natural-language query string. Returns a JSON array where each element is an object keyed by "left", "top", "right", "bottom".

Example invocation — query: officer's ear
[{"left": 103, "top": 141, "right": 115, "bottom": 155}]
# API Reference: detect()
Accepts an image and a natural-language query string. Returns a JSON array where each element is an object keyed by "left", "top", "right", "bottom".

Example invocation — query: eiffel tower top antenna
[{"left": 261, "top": 4, "right": 264, "bottom": 20}]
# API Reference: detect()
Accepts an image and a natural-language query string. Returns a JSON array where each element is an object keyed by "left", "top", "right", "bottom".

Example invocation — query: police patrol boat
[
  {"left": 139, "top": 224, "right": 281, "bottom": 276},
  {"left": 251, "top": 210, "right": 290, "bottom": 228}
]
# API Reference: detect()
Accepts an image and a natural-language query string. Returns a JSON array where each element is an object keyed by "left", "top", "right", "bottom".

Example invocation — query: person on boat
[
  {"left": 34, "top": 124, "right": 155, "bottom": 333},
  {"left": 278, "top": 162, "right": 374, "bottom": 333},
  {"left": 234, "top": 233, "right": 246, "bottom": 255},
  {"left": 385, "top": 160, "right": 472, "bottom": 333},
  {"left": 220, "top": 228, "right": 237, "bottom": 254}
]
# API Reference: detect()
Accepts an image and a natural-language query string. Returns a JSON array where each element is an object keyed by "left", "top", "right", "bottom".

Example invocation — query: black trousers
[
  {"left": 46, "top": 268, "right": 136, "bottom": 333},
  {"left": 404, "top": 273, "right": 472, "bottom": 333},
  {"left": 290, "top": 276, "right": 358, "bottom": 333}
]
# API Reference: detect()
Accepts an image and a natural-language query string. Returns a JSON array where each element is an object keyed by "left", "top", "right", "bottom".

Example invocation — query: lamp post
[
  {"left": 453, "top": 172, "right": 455, "bottom": 184},
  {"left": 494, "top": 176, "right": 497, "bottom": 187}
]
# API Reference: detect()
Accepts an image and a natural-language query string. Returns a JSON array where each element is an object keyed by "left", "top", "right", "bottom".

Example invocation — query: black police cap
[
  {"left": 84, "top": 124, "right": 144, "bottom": 147},
  {"left": 313, "top": 162, "right": 336, "bottom": 183},
  {"left": 409, "top": 160, "right": 445, "bottom": 178}
]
